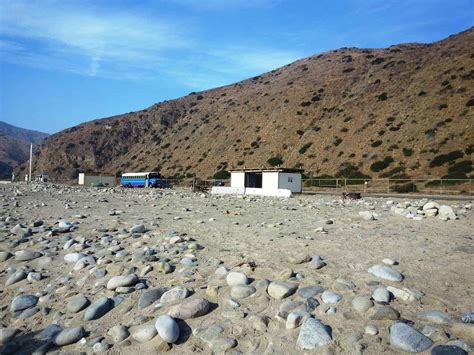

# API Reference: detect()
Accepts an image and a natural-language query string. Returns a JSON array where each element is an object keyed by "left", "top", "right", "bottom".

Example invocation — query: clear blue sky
[{"left": 0, "top": 0, "right": 472, "bottom": 134}]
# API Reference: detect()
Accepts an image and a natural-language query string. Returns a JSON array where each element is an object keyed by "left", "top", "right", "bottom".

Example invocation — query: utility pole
[{"left": 28, "top": 144, "right": 33, "bottom": 183}]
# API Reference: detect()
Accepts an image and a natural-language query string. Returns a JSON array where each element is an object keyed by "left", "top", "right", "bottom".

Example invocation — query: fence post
[
  {"left": 440, "top": 179, "right": 443, "bottom": 195},
  {"left": 344, "top": 179, "right": 347, "bottom": 192},
  {"left": 336, "top": 179, "right": 339, "bottom": 192},
  {"left": 387, "top": 179, "right": 390, "bottom": 194}
]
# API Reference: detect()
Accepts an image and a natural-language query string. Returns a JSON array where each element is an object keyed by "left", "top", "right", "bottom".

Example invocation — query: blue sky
[{"left": 0, "top": 0, "right": 472, "bottom": 134}]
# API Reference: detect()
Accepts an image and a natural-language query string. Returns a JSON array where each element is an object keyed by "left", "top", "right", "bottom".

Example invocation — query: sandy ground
[{"left": 0, "top": 183, "right": 473, "bottom": 354}]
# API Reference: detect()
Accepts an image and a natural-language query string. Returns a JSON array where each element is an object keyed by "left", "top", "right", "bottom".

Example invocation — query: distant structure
[
  {"left": 35, "top": 173, "right": 49, "bottom": 182},
  {"left": 78, "top": 173, "right": 116, "bottom": 187},
  {"left": 120, "top": 172, "right": 171, "bottom": 188},
  {"left": 212, "top": 168, "right": 303, "bottom": 197}
]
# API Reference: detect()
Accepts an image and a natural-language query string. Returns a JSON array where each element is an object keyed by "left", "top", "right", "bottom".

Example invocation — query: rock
[
  {"left": 365, "top": 325, "right": 378, "bottom": 335},
  {"left": 423, "top": 201, "right": 440, "bottom": 211},
  {"left": 351, "top": 296, "right": 374, "bottom": 313},
  {"left": 64, "top": 252, "right": 87, "bottom": 263},
  {"left": 386, "top": 286, "right": 421, "bottom": 302},
  {"left": 230, "top": 285, "right": 256, "bottom": 299},
  {"left": 214, "top": 266, "right": 229, "bottom": 278},
  {"left": 226, "top": 271, "right": 248, "bottom": 286},
  {"left": 279, "top": 300, "right": 304, "bottom": 318},
  {"left": 194, "top": 324, "right": 224, "bottom": 344},
  {"left": 167, "top": 298, "right": 210, "bottom": 319},
  {"left": 359, "top": 211, "right": 377, "bottom": 220},
  {"left": 431, "top": 345, "right": 468, "bottom": 355},
  {"left": 210, "top": 337, "right": 237, "bottom": 353},
  {"left": 438, "top": 205, "right": 457, "bottom": 220},
  {"left": 267, "top": 281, "right": 298, "bottom": 299},
  {"left": 160, "top": 286, "right": 189, "bottom": 305},
  {"left": 27, "top": 272, "right": 42, "bottom": 282},
  {"left": 156, "top": 261, "right": 172, "bottom": 274},
  {"left": 297, "top": 285, "right": 324, "bottom": 299},
  {"left": 461, "top": 311, "right": 474, "bottom": 323},
  {"left": 132, "top": 323, "right": 157, "bottom": 343},
  {"left": 425, "top": 209, "right": 438, "bottom": 217},
  {"left": 368, "top": 265, "right": 403, "bottom": 282},
  {"left": 67, "top": 294, "right": 90, "bottom": 313},
  {"left": 296, "top": 318, "right": 332, "bottom": 350},
  {"left": 56, "top": 221, "right": 73, "bottom": 233},
  {"left": 417, "top": 310, "right": 452, "bottom": 325},
  {"left": 107, "top": 274, "right": 139, "bottom": 290},
  {"left": 0, "top": 328, "right": 18, "bottom": 345},
  {"left": 321, "top": 291, "right": 342, "bottom": 304},
  {"left": 38, "top": 324, "right": 62, "bottom": 341},
  {"left": 370, "top": 306, "right": 400, "bottom": 320},
  {"left": 15, "top": 250, "right": 41, "bottom": 261},
  {"left": 289, "top": 254, "right": 311, "bottom": 264},
  {"left": 84, "top": 297, "right": 113, "bottom": 321},
  {"left": 54, "top": 327, "right": 85, "bottom": 346},
  {"left": 372, "top": 287, "right": 390, "bottom": 303},
  {"left": 390, "top": 322, "right": 433, "bottom": 353},
  {"left": 10, "top": 294, "right": 38, "bottom": 312},
  {"left": 139, "top": 288, "right": 166, "bottom": 309},
  {"left": 155, "top": 315, "right": 180, "bottom": 343},
  {"left": 5, "top": 270, "right": 27, "bottom": 286},
  {"left": 286, "top": 310, "right": 310, "bottom": 329},
  {"left": 108, "top": 325, "right": 130, "bottom": 343},
  {"left": 0, "top": 251, "right": 13, "bottom": 262},
  {"left": 130, "top": 224, "right": 146, "bottom": 234},
  {"left": 382, "top": 258, "right": 397, "bottom": 265}
]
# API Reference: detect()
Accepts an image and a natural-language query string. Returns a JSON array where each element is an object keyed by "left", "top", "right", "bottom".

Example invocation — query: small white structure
[
  {"left": 78, "top": 173, "right": 116, "bottom": 187},
  {"left": 35, "top": 173, "right": 49, "bottom": 182},
  {"left": 212, "top": 168, "right": 303, "bottom": 197}
]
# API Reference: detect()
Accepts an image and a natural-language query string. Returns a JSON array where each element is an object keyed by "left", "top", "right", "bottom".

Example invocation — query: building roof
[
  {"left": 228, "top": 167, "right": 304, "bottom": 173},
  {"left": 122, "top": 171, "right": 159, "bottom": 177}
]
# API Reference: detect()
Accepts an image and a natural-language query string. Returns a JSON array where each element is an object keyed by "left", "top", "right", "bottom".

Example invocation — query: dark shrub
[
  {"left": 393, "top": 182, "right": 417, "bottom": 193},
  {"left": 377, "top": 92, "right": 388, "bottom": 101},
  {"left": 430, "top": 150, "right": 464, "bottom": 167},
  {"left": 448, "top": 160, "right": 472, "bottom": 174},
  {"left": 402, "top": 148, "right": 414, "bottom": 157},
  {"left": 299, "top": 143, "right": 313, "bottom": 154},
  {"left": 371, "top": 57, "right": 385, "bottom": 65},
  {"left": 213, "top": 170, "right": 230, "bottom": 179},
  {"left": 466, "top": 98, "right": 474, "bottom": 107},
  {"left": 371, "top": 140, "right": 382, "bottom": 147},
  {"left": 370, "top": 156, "right": 394, "bottom": 172},
  {"left": 267, "top": 157, "right": 283, "bottom": 166}
]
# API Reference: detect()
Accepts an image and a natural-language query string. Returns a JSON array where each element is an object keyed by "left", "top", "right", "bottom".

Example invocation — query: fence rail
[{"left": 301, "top": 178, "right": 473, "bottom": 195}]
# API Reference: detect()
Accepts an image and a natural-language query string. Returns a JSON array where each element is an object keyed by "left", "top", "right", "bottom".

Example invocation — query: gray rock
[
  {"left": 372, "top": 287, "right": 391, "bottom": 303},
  {"left": 461, "top": 311, "right": 474, "bottom": 323},
  {"left": 297, "top": 285, "right": 324, "bottom": 299},
  {"left": 139, "top": 288, "right": 166, "bottom": 309},
  {"left": 0, "top": 251, "right": 13, "bottom": 262},
  {"left": 368, "top": 265, "right": 403, "bottom": 282},
  {"left": 167, "top": 298, "right": 210, "bottom": 319},
  {"left": 132, "top": 323, "right": 157, "bottom": 343},
  {"left": 84, "top": 297, "right": 113, "bottom": 320},
  {"left": 0, "top": 328, "right": 18, "bottom": 345},
  {"left": 193, "top": 324, "right": 224, "bottom": 345},
  {"left": 390, "top": 322, "right": 433, "bottom": 352},
  {"left": 15, "top": 250, "right": 41, "bottom": 261},
  {"left": 297, "top": 318, "right": 332, "bottom": 349},
  {"left": 210, "top": 337, "right": 237, "bottom": 353},
  {"left": 267, "top": 281, "right": 298, "bottom": 299},
  {"left": 321, "top": 291, "right": 342, "bottom": 304},
  {"left": 423, "top": 201, "right": 440, "bottom": 211},
  {"left": 5, "top": 270, "right": 27, "bottom": 286},
  {"left": 27, "top": 272, "right": 42, "bottom": 282},
  {"left": 108, "top": 325, "right": 129, "bottom": 343},
  {"left": 155, "top": 315, "right": 180, "bottom": 343},
  {"left": 230, "top": 285, "right": 256, "bottom": 299},
  {"left": 416, "top": 310, "right": 452, "bottom": 325},
  {"left": 370, "top": 306, "right": 400, "bottom": 320},
  {"left": 352, "top": 296, "right": 374, "bottom": 313},
  {"left": 438, "top": 205, "right": 457, "bottom": 220},
  {"left": 431, "top": 345, "right": 467, "bottom": 355},
  {"left": 38, "top": 324, "right": 62, "bottom": 341},
  {"left": 54, "top": 327, "right": 85, "bottom": 346},
  {"left": 106, "top": 274, "right": 139, "bottom": 290},
  {"left": 286, "top": 310, "right": 310, "bottom": 329},
  {"left": 67, "top": 294, "right": 90, "bottom": 313},
  {"left": 130, "top": 224, "right": 146, "bottom": 234},
  {"left": 226, "top": 271, "right": 248, "bottom": 286},
  {"left": 160, "top": 286, "right": 189, "bottom": 305},
  {"left": 10, "top": 294, "right": 38, "bottom": 312}
]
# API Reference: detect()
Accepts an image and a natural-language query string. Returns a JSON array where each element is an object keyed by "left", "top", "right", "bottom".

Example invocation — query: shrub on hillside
[
  {"left": 429, "top": 150, "right": 464, "bottom": 167},
  {"left": 213, "top": 170, "right": 230, "bottom": 179},
  {"left": 267, "top": 157, "right": 283, "bottom": 166},
  {"left": 370, "top": 156, "right": 394, "bottom": 172},
  {"left": 299, "top": 143, "right": 313, "bottom": 154}
]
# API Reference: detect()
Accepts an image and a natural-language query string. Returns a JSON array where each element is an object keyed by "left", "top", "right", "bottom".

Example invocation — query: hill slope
[
  {"left": 0, "top": 121, "right": 49, "bottom": 178},
  {"left": 34, "top": 28, "right": 473, "bottom": 182}
]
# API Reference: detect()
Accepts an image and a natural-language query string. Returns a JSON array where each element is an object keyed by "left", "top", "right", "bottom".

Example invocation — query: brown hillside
[{"left": 33, "top": 28, "right": 474, "bottom": 182}]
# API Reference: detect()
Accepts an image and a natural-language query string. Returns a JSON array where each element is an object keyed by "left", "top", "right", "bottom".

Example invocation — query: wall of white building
[
  {"left": 78, "top": 173, "right": 116, "bottom": 186},
  {"left": 262, "top": 172, "right": 279, "bottom": 189},
  {"left": 278, "top": 172, "right": 302, "bottom": 193},
  {"left": 230, "top": 172, "right": 245, "bottom": 188}
]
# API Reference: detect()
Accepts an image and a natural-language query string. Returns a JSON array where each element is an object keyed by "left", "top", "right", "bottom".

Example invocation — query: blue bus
[{"left": 121, "top": 172, "right": 171, "bottom": 188}]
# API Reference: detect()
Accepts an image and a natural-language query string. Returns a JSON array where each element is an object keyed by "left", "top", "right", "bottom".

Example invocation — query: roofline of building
[{"left": 228, "top": 168, "right": 304, "bottom": 173}]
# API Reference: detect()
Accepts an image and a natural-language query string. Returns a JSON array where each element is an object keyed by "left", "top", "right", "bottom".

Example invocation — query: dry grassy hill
[
  {"left": 0, "top": 121, "right": 49, "bottom": 178},
  {"left": 32, "top": 28, "right": 473, "bottom": 182}
]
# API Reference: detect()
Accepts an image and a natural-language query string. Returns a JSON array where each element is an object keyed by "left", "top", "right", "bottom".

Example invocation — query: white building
[
  {"left": 212, "top": 168, "right": 303, "bottom": 197},
  {"left": 78, "top": 173, "right": 116, "bottom": 187}
]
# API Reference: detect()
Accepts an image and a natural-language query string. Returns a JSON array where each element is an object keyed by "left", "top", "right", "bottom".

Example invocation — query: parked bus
[{"left": 121, "top": 172, "right": 171, "bottom": 188}]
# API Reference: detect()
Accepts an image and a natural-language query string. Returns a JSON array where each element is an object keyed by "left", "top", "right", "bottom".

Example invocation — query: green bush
[
  {"left": 213, "top": 170, "right": 230, "bottom": 179},
  {"left": 392, "top": 182, "right": 417, "bottom": 193},
  {"left": 402, "top": 148, "right": 414, "bottom": 157},
  {"left": 377, "top": 92, "right": 388, "bottom": 101},
  {"left": 299, "top": 143, "right": 313, "bottom": 154},
  {"left": 370, "top": 156, "right": 394, "bottom": 172},
  {"left": 448, "top": 160, "right": 472, "bottom": 174},
  {"left": 371, "top": 140, "right": 382, "bottom": 147},
  {"left": 335, "top": 163, "right": 371, "bottom": 184},
  {"left": 429, "top": 150, "right": 464, "bottom": 167},
  {"left": 267, "top": 157, "right": 283, "bottom": 166}
]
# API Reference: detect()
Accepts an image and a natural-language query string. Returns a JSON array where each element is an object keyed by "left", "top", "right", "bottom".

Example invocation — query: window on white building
[{"left": 288, "top": 177, "right": 293, "bottom": 183}]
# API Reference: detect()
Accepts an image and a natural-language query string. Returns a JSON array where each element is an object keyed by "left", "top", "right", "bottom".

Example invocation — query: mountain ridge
[{"left": 32, "top": 27, "right": 473, "bottom": 182}]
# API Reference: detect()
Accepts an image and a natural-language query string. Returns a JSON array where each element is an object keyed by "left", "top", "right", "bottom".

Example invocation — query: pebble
[
  {"left": 438, "top": 205, "right": 457, "bottom": 220},
  {"left": 368, "top": 265, "right": 403, "bottom": 282},
  {"left": 230, "top": 285, "right": 256, "bottom": 299},
  {"left": 351, "top": 296, "right": 374, "bottom": 313},
  {"left": 10, "top": 294, "right": 38, "bottom": 312},
  {"left": 431, "top": 345, "right": 468, "bottom": 355},
  {"left": 167, "top": 298, "right": 210, "bottom": 319},
  {"left": 297, "top": 285, "right": 324, "bottom": 299},
  {"left": 132, "top": 323, "right": 157, "bottom": 343},
  {"left": 15, "top": 250, "right": 41, "bottom": 261},
  {"left": 84, "top": 297, "right": 113, "bottom": 320},
  {"left": 0, "top": 328, "right": 18, "bottom": 345},
  {"left": 461, "top": 311, "right": 474, "bottom": 323},
  {"left": 267, "top": 281, "right": 298, "bottom": 299},
  {"left": 139, "top": 288, "right": 166, "bottom": 309},
  {"left": 54, "top": 326, "right": 85, "bottom": 346},
  {"left": 389, "top": 322, "right": 433, "bottom": 352},
  {"left": 370, "top": 306, "right": 400, "bottom": 320},
  {"left": 155, "top": 315, "right": 180, "bottom": 343},
  {"left": 296, "top": 318, "right": 332, "bottom": 349},
  {"left": 210, "top": 337, "right": 237, "bottom": 353},
  {"left": 160, "top": 286, "right": 189, "bottom": 304},
  {"left": 365, "top": 325, "right": 378, "bottom": 335},
  {"left": 108, "top": 325, "right": 130, "bottom": 343},
  {"left": 67, "top": 294, "right": 90, "bottom": 313},
  {"left": 226, "top": 271, "right": 248, "bottom": 286},
  {"left": 321, "top": 291, "right": 342, "bottom": 304},
  {"left": 416, "top": 310, "right": 452, "bottom": 325},
  {"left": 5, "top": 270, "right": 27, "bottom": 286},
  {"left": 286, "top": 310, "right": 310, "bottom": 329},
  {"left": 372, "top": 287, "right": 390, "bottom": 303},
  {"left": 130, "top": 224, "right": 146, "bottom": 233},
  {"left": 106, "top": 274, "right": 139, "bottom": 290}
]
